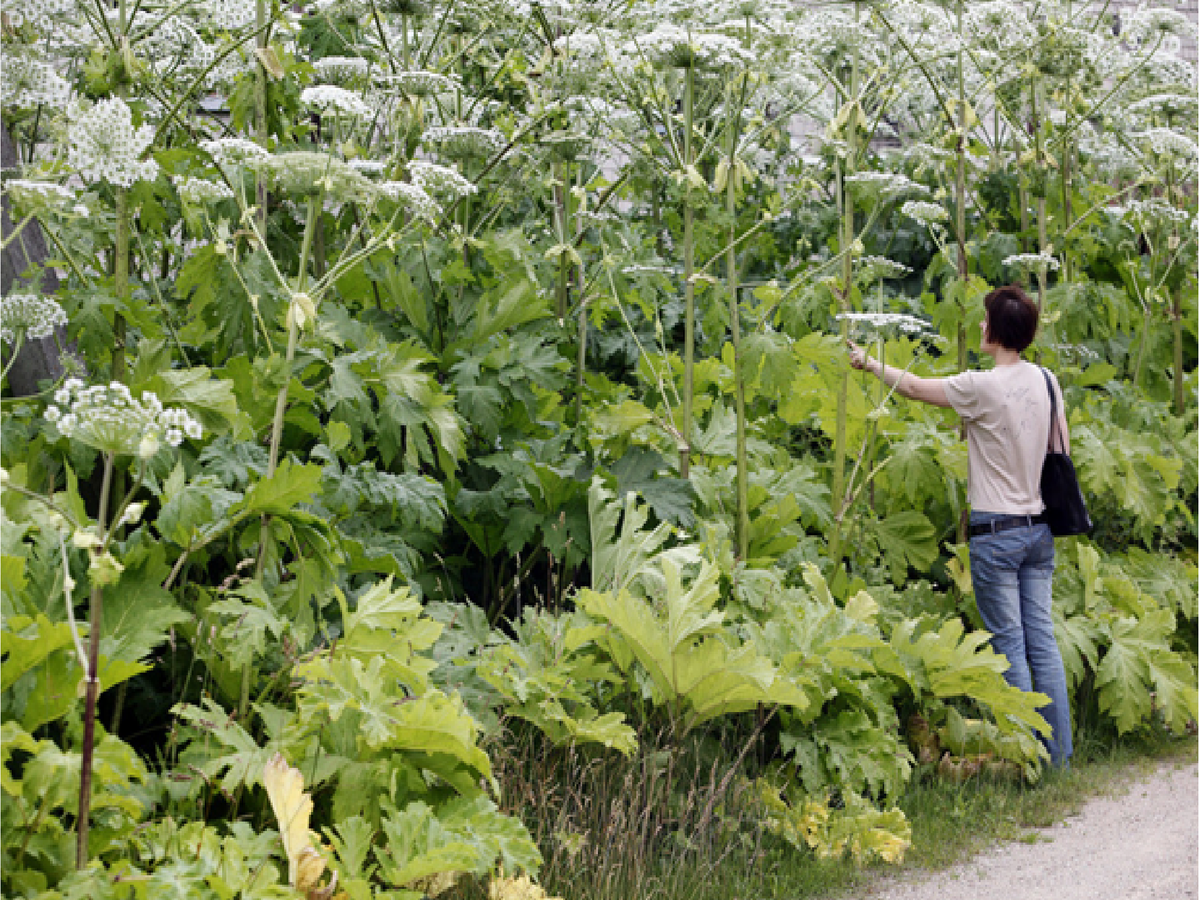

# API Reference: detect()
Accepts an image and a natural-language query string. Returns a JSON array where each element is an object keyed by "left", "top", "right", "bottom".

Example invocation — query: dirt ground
[{"left": 861, "top": 759, "right": 1199, "bottom": 900}]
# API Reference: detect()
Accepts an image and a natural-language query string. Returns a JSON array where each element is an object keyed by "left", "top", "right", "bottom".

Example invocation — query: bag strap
[{"left": 1040, "top": 367, "right": 1062, "bottom": 453}]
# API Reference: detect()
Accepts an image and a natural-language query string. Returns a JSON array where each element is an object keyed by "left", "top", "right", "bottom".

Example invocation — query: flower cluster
[
  {"left": 0, "top": 294, "right": 68, "bottom": 344},
  {"left": 1002, "top": 253, "right": 1060, "bottom": 273},
  {"left": 855, "top": 256, "right": 912, "bottom": 282},
  {"left": 46, "top": 380, "right": 202, "bottom": 458},
  {"left": 836, "top": 311, "right": 933, "bottom": 339},
  {"left": 376, "top": 71, "right": 462, "bottom": 98},
  {"left": 301, "top": 86, "right": 373, "bottom": 119},
  {"left": 844, "top": 172, "right": 929, "bottom": 200},
  {"left": 209, "top": 0, "right": 256, "bottom": 29},
  {"left": 4, "top": 179, "right": 76, "bottom": 214},
  {"left": 200, "top": 137, "right": 271, "bottom": 170},
  {"left": 314, "top": 56, "right": 372, "bottom": 84},
  {"left": 67, "top": 98, "right": 160, "bottom": 188},
  {"left": 173, "top": 175, "right": 235, "bottom": 205},
  {"left": 424, "top": 125, "right": 507, "bottom": 159},
  {"left": 379, "top": 181, "right": 441, "bottom": 220},
  {"left": 1133, "top": 128, "right": 1197, "bottom": 161},
  {"left": 900, "top": 200, "right": 948, "bottom": 225},
  {"left": 1122, "top": 198, "right": 1192, "bottom": 228},
  {"left": 3, "top": 0, "right": 75, "bottom": 32},
  {"left": 408, "top": 161, "right": 477, "bottom": 199},
  {"left": 252, "top": 151, "right": 377, "bottom": 203},
  {"left": 1, "top": 54, "right": 72, "bottom": 111},
  {"left": 635, "top": 25, "right": 753, "bottom": 71}
]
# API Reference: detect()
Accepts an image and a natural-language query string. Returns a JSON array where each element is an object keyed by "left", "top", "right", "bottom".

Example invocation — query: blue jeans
[{"left": 969, "top": 512, "right": 1073, "bottom": 767}]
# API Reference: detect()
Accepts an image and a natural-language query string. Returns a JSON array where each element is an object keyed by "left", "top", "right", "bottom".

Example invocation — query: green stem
[
  {"left": 680, "top": 64, "right": 695, "bottom": 479},
  {"left": 726, "top": 85, "right": 748, "bottom": 562},
  {"left": 76, "top": 452, "right": 114, "bottom": 870},
  {"left": 955, "top": 0, "right": 968, "bottom": 376},
  {"left": 830, "top": 3, "right": 860, "bottom": 564}
]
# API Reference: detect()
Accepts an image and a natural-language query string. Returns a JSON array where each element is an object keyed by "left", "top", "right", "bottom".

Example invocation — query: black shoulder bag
[{"left": 1039, "top": 368, "right": 1092, "bottom": 536}]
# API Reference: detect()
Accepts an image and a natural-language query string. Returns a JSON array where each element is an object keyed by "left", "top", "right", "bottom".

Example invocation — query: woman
[{"left": 847, "top": 284, "right": 1072, "bottom": 766}]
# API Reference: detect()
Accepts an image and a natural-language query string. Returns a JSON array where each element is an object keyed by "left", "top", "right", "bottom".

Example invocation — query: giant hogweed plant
[{"left": 1, "top": 0, "right": 1198, "bottom": 897}]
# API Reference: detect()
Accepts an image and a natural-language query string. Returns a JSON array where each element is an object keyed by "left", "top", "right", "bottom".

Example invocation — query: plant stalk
[
  {"left": 680, "top": 64, "right": 696, "bottom": 479},
  {"left": 76, "top": 452, "right": 115, "bottom": 870}
]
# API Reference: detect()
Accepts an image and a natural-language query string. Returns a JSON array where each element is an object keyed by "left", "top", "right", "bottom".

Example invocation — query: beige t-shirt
[{"left": 943, "top": 361, "right": 1060, "bottom": 515}]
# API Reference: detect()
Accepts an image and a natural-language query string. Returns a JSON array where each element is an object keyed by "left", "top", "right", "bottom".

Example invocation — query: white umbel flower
[
  {"left": 301, "top": 85, "right": 373, "bottom": 119},
  {"left": 46, "top": 380, "right": 203, "bottom": 458},
  {"left": 379, "top": 181, "right": 442, "bottom": 220},
  {"left": 1002, "top": 253, "right": 1060, "bottom": 273},
  {"left": 1, "top": 55, "right": 72, "bottom": 111},
  {"left": 172, "top": 175, "right": 235, "bottom": 204},
  {"left": 3, "top": 179, "right": 76, "bottom": 213},
  {"left": 836, "top": 311, "right": 933, "bottom": 338},
  {"left": 1133, "top": 128, "right": 1198, "bottom": 161},
  {"left": 900, "top": 200, "right": 948, "bottom": 225},
  {"left": 67, "top": 98, "right": 159, "bottom": 188},
  {"left": 313, "top": 56, "right": 372, "bottom": 84},
  {"left": 1, "top": 294, "right": 68, "bottom": 344},
  {"left": 408, "top": 160, "right": 476, "bottom": 199},
  {"left": 208, "top": 0, "right": 256, "bottom": 29},
  {"left": 843, "top": 172, "right": 930, "bottom": 200},
  {"left": 855, "top": 256, "right": 912, "bottom": 282},
  {"left": 200, "top": 137, "right": 271, "bottom": 170},
  {"left": 423, "top": 125, "right": 506, "bottom": 159},
  {"left": 375, "top": 71, "right": 462, "bottom": 98}
]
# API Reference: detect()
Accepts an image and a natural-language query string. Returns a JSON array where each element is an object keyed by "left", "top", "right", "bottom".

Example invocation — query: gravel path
[{"left": 862, "top": 760, "right": 1198, "bottom": 900}]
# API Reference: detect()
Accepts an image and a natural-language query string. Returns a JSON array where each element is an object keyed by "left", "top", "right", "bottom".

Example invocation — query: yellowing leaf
[{"left": 263, "top": 753, "right": 322, "bottom": 889}]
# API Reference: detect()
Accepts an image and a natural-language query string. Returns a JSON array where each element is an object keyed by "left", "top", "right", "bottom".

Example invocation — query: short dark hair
[{"left": 983, "top": 285, "right": 1039, "bottom": 352}]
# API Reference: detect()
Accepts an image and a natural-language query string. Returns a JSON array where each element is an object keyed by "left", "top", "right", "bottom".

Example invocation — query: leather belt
[{"left": 968, "top": 514, "right": 1047, "bottom": 537}]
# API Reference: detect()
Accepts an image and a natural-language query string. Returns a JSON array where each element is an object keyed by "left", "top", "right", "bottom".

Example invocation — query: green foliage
[
  {"left": 1, "top": 0, "right": 1196, "bottom": 894},
  {"left": 1053, "top": 543, "right": 1199, "bottom": 735}
]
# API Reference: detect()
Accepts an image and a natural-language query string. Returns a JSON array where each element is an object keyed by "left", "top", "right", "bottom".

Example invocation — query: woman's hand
[{"left": 847, "top": 340, "right": 876, "bottom": 374}]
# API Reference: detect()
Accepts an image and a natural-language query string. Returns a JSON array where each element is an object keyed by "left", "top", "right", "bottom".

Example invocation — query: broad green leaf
[
  {"left": 871, "top": 511, "right": 939, "bottom": 585},
  {"left": 233, "top": 460, "right": 323, "bottom": 517}
]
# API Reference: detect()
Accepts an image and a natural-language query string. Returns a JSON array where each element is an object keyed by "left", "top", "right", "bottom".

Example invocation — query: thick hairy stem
[
  {"left": 573, "top": 169, "right": 587, "bottom": 427},
  {"left": 254, "top": 0, "right": 269, "bottom": 236},
  {"left": 113, "top": 189, "right": 130, "bottom": 383},
  {"left": 955, "top": 0, "right": 968, "bottom": 374},
  {"left": 76, "top": 453, "right": 114, "bottom": 870},
  {"left": 1172, "top": 286, "right": 1184, "bottom": 416},
  {"left": 680, "top": 66, "right": 695, "bottom": 479},
  {"left": 726, "top": 105, "right": 748, "bottom": 561},
  {"left": 830, "top": 4, "right": 859, "bottom": 562}
]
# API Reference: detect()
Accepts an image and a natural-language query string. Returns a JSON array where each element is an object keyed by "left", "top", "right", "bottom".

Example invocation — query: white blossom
[
  {"left": 3, "top": 179, "right": 75, "bottom": 213},
  {"left": 1133, "top": 127, "right": 1198, "bottom": 161},
  {"left": 314, "top": 56, "right": 372, "bottom": 83},
  {"left": 1, "top": 54, "right": 72, "bottom": 111},
  {"left": 301, "top": 85, "right": 373, "bottom": 119},
  {"left": 423, "top": 125, "right": 507, "bottom": 159},
  {"left": 843, "top": 171, "right": 930, "bottom": 200},
  {"left": 1, "top": 294, "right": 68, "bottom": 344},
  {"left": 66, "top": 98, "right": 160, "bottom": 188},
  {"left": 173, "top": 175, "right": 235, "bottom": 204},
  {"left": 46, "top": 381, "right": 203, "bottom": 458},
  {"left": 375, "top": 71, "right": 463, "bottom": 98},
  {"left": 251, "top": 151, "right": 378, "bottom": 202},
  {"left": 631, "top": 24, "right": 753, "bottom": 70},
  {"left": 855, "top": 256, "right": 911, "bottom": 282},
  {"left": 1002, "top": 253, "right": 1060, "bottom": 273},
  {"left": 408, "top": 160, "right": 477, "bottom": 199},
  {"left": 208, "top": 0, "right": 256, "bottom": 29},
  {"left": 836, "top": 311, "right": 932, "bottom": 338},
  {"left": 3, "top": 0, "right": 75, "bottom": 32},
  {"left": 200, "top": 137, "right": 271, "bottom": 169},
  {"left": 379, "top": 181, "right": 442, "bottom": 219},
  {"left": 900, "top": 200, "right": 948, "bottom": 225}
]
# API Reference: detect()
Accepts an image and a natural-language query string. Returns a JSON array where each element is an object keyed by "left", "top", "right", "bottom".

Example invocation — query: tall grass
[{"left": 453, "top": 718, "right": 1196, "bottom": 900}]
